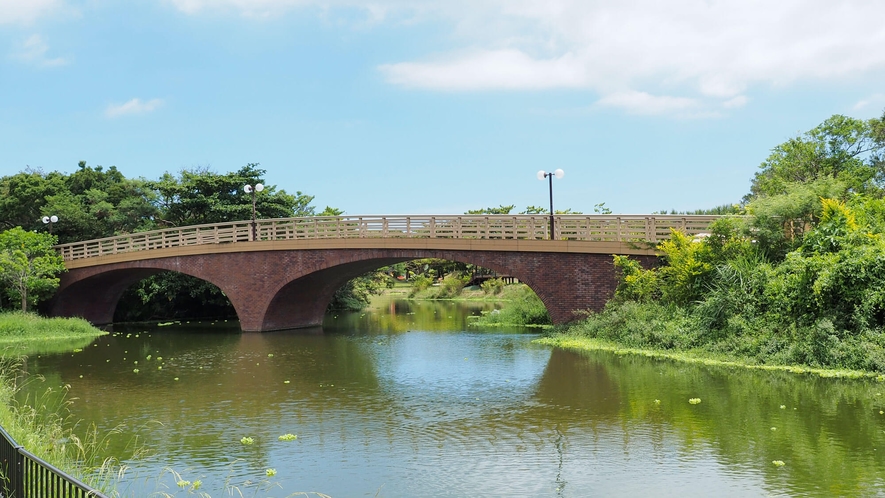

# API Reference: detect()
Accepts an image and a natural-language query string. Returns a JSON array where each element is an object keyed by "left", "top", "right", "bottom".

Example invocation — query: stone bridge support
[{"left": 50, "top": 245, "right": 657, "bottom": 332}]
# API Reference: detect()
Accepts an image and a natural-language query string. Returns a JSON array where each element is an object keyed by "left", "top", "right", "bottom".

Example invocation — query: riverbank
[
  {"left": 379, "top": 280, "right": 527, "bottom": 301},
  {"left": 536, "top": 335, "right": 885, "bottom": 380},
  {"left": 376, "top": 282, "right": 552, "bottom": 327},
  {"left": 0, "top": 312, "right": 108, "bottom": 356},
  {"left": 541, "top": 300, "right": 885, "bottom": 379}
]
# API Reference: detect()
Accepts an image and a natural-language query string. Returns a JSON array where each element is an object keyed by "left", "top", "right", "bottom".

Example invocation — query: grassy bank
[
  {"left": 0, "top": 312, "right": 108, "bottom": 356},
  {"left": 542, "top": 300, "right": 885, "bottom": 378},
  {"left": 378, "top": 281, "right": 552, "bottom": 328}
]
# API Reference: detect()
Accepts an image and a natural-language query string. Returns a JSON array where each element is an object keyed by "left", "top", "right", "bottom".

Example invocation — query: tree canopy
[
  {"left": 748, "top": 114, "right": 885, "bottom": 200},
  {"left": 0, "top": 227, "right": 65, "bottom": 311}
]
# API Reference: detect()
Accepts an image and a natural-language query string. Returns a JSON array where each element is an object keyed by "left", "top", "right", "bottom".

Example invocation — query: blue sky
[{"left": 2, "top": 0, "right": 884, "bottom": 215}]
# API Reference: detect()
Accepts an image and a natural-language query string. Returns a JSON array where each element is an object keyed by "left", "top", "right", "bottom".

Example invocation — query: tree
[
  {"left": 150, "top": 164, "right": 315, "bottom": 226},
  {"left": 318, "top": 206, "right": 345, "bottom": 216},
  {"left": 0, "top": 162, "right": 159, "bottom": 244},
  {"left": 465, "top": 205, "right": 515, "bottom": 215},
  {"left": 748, "top": 114, "right": 885, "bottom": 199},
  {"left": 0, "top": 227, "right": 66, "bottom": 311}
]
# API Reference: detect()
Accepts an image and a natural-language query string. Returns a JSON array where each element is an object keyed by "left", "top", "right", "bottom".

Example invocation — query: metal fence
[{"left": 0, "top": 424, "right": 106, "bottom": 498}]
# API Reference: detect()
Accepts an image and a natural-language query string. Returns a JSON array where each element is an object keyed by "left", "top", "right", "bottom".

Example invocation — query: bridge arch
[{"left": 51, "top": 245, "right": 646, "bottom": 331}]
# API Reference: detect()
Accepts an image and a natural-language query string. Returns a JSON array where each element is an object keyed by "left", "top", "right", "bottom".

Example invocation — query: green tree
[
  {"left": 748, "top": 114, "right": 884, "bottom": 199},
  {"left": 0, "top": 227, "right": 66, "bottom": 311},
  {"left": 0, "top": 162, "right": 159, "bottom": 244},
  {"left": 150, "top": 164, "right": 314, "bottom": 226},
  {"left": 466, "top": 205, "right": 515, "bottom": 215},
  {"left": 0, "top": 168, "right": 66, "bottom": 232},
  {"left": 317, "top": 206, "right": 345, "bottom": 216}
]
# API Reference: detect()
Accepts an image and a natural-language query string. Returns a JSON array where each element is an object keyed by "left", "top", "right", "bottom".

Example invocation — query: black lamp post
[
  {"left": 536, "top": 169, "right": 564, "bottom": 240},
  {"left": 42, "top": 215, "right": 58, "bottom": 234},
  {"left": 243, "top": 183, "right": 264, "bottom": 240}
]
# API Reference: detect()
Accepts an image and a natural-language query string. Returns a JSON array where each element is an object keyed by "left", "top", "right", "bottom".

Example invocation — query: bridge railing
[{"left": 54, "top": 215, "right": 721, "bottom": 261}]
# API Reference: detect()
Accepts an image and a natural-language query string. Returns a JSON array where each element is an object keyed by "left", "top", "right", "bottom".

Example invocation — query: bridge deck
[{"left": 55, "top": 214, "right": 720, "bottom": 263}]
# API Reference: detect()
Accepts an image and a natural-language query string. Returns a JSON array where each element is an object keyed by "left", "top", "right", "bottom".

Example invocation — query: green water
[{"left": 17, "top": 298, "right": 885, "bottom": 497}]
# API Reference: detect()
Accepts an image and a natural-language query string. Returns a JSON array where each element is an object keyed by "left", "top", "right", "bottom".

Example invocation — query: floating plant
[
  {"left": 240, "top": 437, "right": 254, "bottom": 445},
  {"left": 688, "top": 398, "right": 701, "bottom": 405},
  {"left": 278, "top": 434, "right": 297, "bottom": 441}
]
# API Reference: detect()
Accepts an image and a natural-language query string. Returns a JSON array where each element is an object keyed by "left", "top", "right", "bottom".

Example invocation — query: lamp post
[
  {"left": 243, "top": 183, "right": 264, "bottom": 240},
  {"left": 42, "top": 215, "right": 59, "bottom": 234},
  {"left": 537, "top": 169, "right": 564, "bottom": 240}
]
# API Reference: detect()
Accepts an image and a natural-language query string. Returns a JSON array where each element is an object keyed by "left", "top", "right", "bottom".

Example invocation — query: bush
[
  {"left": 437, "top": 273, "right": 469, "bottom": 298},
  {"left": 471, "top": 285, "right": 550, "bottom": 327},
  {"left": 480, "top": 278, "right": 505, "bottom": 295},
  {"left": 409, "top": 274, "right": 433, "bottom": 296}
]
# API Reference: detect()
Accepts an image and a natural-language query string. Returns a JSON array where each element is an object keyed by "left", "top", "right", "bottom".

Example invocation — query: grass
[
  {"left": 0, "top": 312, "right": 107, "bottom": 344},
  {"left": 535, "top": 335, "right": 885, "bottom": 379}
]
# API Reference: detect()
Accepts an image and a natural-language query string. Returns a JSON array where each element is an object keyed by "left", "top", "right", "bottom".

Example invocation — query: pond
[{"left": 17, "top": 297, "right": 885, "bottom": 497}]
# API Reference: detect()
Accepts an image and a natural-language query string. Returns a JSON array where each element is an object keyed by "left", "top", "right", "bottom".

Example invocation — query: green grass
[
  {"left": 535, "top": 335, "right": 885, "bottom": 380},
  {"left": 0, "top": 312, "right": 107, "bottom": 356},
  {"left": 468, "top": 285, "right": 552, "bottom": 327}
]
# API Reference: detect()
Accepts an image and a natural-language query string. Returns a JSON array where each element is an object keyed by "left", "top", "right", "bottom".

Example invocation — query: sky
[{"left": 1, "top": 0, "right": 884, "bottom": 215}]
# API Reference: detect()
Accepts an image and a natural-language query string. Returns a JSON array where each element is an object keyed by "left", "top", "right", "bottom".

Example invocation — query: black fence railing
[{"left": 0, "top": 424, "right": 106, "bottom": 498}]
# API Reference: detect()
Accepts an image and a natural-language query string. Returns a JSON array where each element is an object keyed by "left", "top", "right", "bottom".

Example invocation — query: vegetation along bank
[{"left": 543, "top": 111, "right": 885, "bottom": 375}]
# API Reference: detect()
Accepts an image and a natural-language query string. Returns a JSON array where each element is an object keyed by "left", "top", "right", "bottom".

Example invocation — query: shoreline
[{"left": 537, "top": 335, "right": 885, "bottom": 380}]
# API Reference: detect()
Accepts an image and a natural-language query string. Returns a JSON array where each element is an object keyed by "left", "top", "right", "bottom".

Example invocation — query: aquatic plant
[
  {"left": 240, "top": 436, "right": 254, "bottom": 445},
  {"left": 689, "top": 398, "right": 701, "bottom": 404},
  {"left": 772, "top": 460, "right": 785, "bottom": 467},
  {"left": 265, "top": 468, "right": 276, "bottom": 476},
  {"left": 278, "top": 433, "right": 297, "bottom": 441}
]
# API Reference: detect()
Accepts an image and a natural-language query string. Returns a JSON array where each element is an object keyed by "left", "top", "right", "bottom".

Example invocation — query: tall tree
[
  {"left": 0, "top": 227, "right": 65, "bottom": 311},
  {"left": 0, "top": 162, "right": 158, "bottom": 244},
  {"left": 748, "top": 114, "right": 885, "bottom": 199},
  {"left": 150, "top": 164, "right": 315, "bottom": 227}
]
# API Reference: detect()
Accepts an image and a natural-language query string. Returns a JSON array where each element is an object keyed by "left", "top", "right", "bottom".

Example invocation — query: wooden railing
[{"left": 54, "top": 215, "right": 720, "bottom": 262}]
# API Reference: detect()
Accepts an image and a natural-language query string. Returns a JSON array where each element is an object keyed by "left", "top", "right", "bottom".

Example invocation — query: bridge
[{"left": 48, "top": 214, "right": 718, "bottom": 332}]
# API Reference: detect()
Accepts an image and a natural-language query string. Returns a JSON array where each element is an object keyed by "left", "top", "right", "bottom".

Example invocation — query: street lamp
[
  {"left": 537, "top": 169, "right": 564, "bottom": 240},
  {"left": 42, "top": 215, "right": 59, "bottom": 234},
  {"left": 243, "top": 183, "right": 264, "bottom": 240}
]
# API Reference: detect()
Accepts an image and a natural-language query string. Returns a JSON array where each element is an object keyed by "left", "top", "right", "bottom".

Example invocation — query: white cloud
[
  {"left": 0, "top": 0, "right": 63, "bottom": 24},
  {"left": 166, "top": 0, "right": 885, "bottom": 116},
  {"left": 380, "top": 49, "right": 588, "bottom": 91},
  {"left": 596, "top": 91, "right": 699, "bottom": 116},
  {"left": 105, "top": 98, "right": 165, "bottom": 118},
  {"left": 853, "top": 94, "right": 885, "bottom": 111},
  {"left": 722, "top": 95, "right": 750, "bottom": 109},
  {"left": 12, "top": 34, "right": 68, "bottom": 67}
]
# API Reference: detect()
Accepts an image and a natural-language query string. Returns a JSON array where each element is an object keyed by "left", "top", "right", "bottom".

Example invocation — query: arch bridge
[{"left": 48, "top": 214, "right": 718, "bottom": 332}]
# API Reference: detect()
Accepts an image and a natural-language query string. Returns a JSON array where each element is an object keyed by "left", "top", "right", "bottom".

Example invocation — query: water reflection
[{"left": 13, "top": 298, "right": 885, "bottom": 497}]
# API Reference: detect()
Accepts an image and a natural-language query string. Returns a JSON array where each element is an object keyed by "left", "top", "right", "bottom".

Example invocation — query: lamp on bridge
[
  {"left": 243, "top": 183, "right": 264, "bottom": 240},
  {"left": 42, "top": 215, "right": 59, "bottom": 234},
  {"left": 536, "top": 169, "right": 564, "bottom": 240}
]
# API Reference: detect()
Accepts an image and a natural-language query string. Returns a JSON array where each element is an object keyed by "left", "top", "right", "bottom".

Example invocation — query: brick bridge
[{"left": 48, "top": 215, "right": 716, "bottom": 332}]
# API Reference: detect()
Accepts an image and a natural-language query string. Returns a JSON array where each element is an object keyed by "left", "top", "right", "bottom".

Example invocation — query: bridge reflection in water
[{"left": 49, "top": 214, "right": 718, "bottom": 331}]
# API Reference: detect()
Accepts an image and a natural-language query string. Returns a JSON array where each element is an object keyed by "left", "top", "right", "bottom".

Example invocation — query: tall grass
[
  {"left": 470, "top": 285, "right": 551, "bottom": 327},
  {"left": 0, "top": 312, "right": 107, "bottom": 342}
]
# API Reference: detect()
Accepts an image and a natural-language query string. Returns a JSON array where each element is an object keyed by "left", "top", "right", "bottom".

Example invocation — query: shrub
[
  {"left": 409, "top": 274, "right": 433, "bottom": 295},
  {"left": 480, "top": 278, "right": 505, "bottom": 295},
  {"left": 438, "top": 273, "right": 469, "bottom": 298}
]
